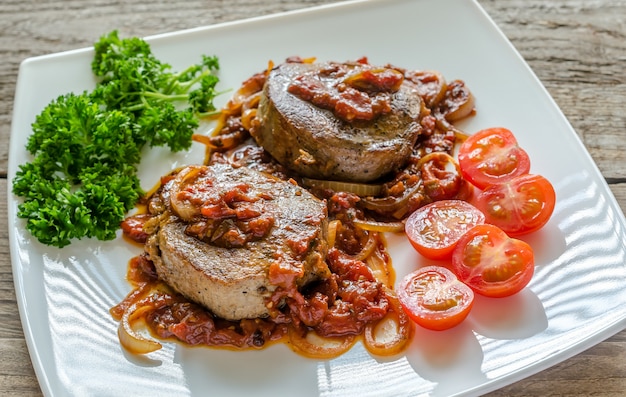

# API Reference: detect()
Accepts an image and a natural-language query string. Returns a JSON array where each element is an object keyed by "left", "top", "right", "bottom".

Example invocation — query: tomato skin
[
  {"left": 458, "top": 127, "right": 531, "bottom": 190},
  {"left": 397, "top": 266, "right": 474, "bottom": 331},
  {"left": 473, "top": 174, "right": 556, "bottom": 236},
  {"left": 451, "top": 224, "right": 534, "bottom": 298},
  {"left": 405, "top": 200, "right": 485, "bottom": 260}
]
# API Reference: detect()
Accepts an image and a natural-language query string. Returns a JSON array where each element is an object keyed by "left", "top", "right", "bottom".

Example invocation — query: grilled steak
[
  {"left": 145, "top": 163, "right": 329, "bottom": 321},
  {"left": 251, "top": 60, "right": 424, "bottom": 183}
]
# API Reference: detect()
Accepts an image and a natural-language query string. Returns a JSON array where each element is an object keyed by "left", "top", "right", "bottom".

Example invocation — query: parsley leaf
[{"left": 12, "top": 30, "right": 222, "bottom": 247}]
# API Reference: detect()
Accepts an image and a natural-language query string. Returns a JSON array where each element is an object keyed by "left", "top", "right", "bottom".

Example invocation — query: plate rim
[{"left": 8, "top": 0, "right": 626, "bottom": 396}]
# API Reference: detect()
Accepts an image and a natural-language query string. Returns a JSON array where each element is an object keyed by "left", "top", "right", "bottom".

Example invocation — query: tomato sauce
[
  {"left": 114, "top": 56, "right": 476, "bottom": 357},
  {"left": 113, "top": 234, "right": 390, "bottom": 350},
  {"left": 287, "top": 58, "right": 403, "bottom": 122}
]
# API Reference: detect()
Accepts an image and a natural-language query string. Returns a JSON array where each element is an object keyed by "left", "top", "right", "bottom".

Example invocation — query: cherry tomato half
[
  {"left": 405, "top": 200, "right": 485, "bottom": 260},
  {"left": 397, "top": 266, "right": 474, "bottom": 331},
  {"left": 451, "top": 224, "right": 535, "bottom": 298},
  {"left": 473, "top": 173, "right": 556, "bottom": 236},
  {"left": 458, "top": 127, "right": 531, "bottom": 190}
]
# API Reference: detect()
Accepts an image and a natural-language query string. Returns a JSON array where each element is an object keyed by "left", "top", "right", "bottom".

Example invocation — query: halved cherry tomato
[
  {"left": 405, "top": 200, "right": 485, "bottom": 260},
  {"left": 451, "top": 224, "right": 534, "bottom": 298},
  {"left": 458, "top": 127, "right": 531, "bottom": 189},
  {"left": 397, "top": 266, "right": 474, "bottom": 331},
  {"left": 473, "top": 173, "right": 556, "bottom": 236}
]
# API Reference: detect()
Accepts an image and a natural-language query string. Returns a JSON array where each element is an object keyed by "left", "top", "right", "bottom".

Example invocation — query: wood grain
[
  {"left": 481, "top": 0, "right": 626, "bottom": 182},
  {"left": 1, "top": 0, "right": 625, "bottom": 395}
]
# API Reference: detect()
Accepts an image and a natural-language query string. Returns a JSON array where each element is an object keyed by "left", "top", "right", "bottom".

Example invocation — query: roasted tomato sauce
[
  {"left": 114, "top": 56, "right": 475, "bottom": 357},
  {"left": 287, "top": 58, "right": 405, "bottom": 122},
  {"left": 116, "top": 192, "right": 393, "bottom": 351},
  {"left": 171, "top": 165, "right": 275, "bottom": 248}
]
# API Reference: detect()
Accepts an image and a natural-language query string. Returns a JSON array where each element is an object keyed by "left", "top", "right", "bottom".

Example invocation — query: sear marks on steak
[
  {"left": 251, "top": 60, "right": 425, "bottom": 183},
  {"left": 145, "top": 163, "right": 330, "bottom": 321}
]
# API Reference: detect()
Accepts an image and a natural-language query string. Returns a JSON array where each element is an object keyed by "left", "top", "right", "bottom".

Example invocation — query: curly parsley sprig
[{"left": 12, "top": 30, "right": 222, "bottom": 248}]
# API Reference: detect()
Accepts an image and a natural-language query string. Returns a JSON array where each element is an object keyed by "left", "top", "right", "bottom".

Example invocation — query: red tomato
[
  {"left": 451, "top": 224, "right": 535, "bottom": 298},
  {"left": 458, "top": 127, "right": 531, "bottom": 189},
  {"left": 397, "top": 266, "right": 474, "bottom": 331},
  {"left": 405, "top": 200, "right": 485, "bottom": 260},
  {"left": 473, "top": 174, "right": 556, "bottom": 236}
]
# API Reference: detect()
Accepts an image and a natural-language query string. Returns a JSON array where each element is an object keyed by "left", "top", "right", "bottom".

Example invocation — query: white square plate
[{"left": 9, "top": 0, "right": 626, "bottom": 396}]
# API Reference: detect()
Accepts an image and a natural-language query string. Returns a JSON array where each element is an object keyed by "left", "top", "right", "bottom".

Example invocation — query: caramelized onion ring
[
  {"left": 110, "top": 281, "right": 154, "bottom": 320},
  {"left": 417, "top": 152, "right": 463, "bottom": 201},
  {"left": 405, "top": 70, "right": 447, "bottom": 107},
  {"left": 348, "top": 231, "right": 378, "bottom": 262},
  {"left": 240, "top": 108, "right": 257, "bottom": 131},
  {"left": 193, "top": 129, "right": 250, "bottom": 151},
  {"left": 364, "top": 291, "right": 412, "bottom": 356},
  {"left": 228, "top": 75, "right": 266, "bottom": 114},
  {"left": 415, "top": 151, "right": 459, "bottom": 173},
  {"left": 118, "top": 301, "right": 162, "bottom": 354},
  {"left": 440, "top": 80, "right": 475, "bottom": 122},
  {"left": 327, "top": 219, "right": 342, "bottom": 248},
  {"left": 288, "top": 327, "right": 357, "bottom": 359},
  {"left": 302, "top": 178, "right": 383, "bottom": 197},
  {"left": 168, "top": 165, "right": 205, "bottom": 221},
  {"left": 353, "top": 218, "right": 405, "bottom": 233},
  {"left": 365, "top": 248, "right": 392, "bottom": 287},
  {"left": 360, "top": 180, "right": 422, "bottom": 215}
]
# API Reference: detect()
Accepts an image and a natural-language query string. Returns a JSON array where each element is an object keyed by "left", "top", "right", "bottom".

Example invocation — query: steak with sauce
[
  {"left": 251, "top": 60, "right": 425, "bottom": 183},
  {"left": 144, "top": 163, "right": 330, "bottom": 321}
]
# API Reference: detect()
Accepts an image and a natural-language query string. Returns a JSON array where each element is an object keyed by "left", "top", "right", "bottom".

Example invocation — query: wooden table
[{"left": 1, "top": 0, "right": 624, "bottom": 395}]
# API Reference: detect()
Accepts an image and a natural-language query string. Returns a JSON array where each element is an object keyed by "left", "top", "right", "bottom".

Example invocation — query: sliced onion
[
  {"left": 288, "top": 327, "right": 357, "bottom": 359},
  {"left": 343, "top": 68, "right": 404, "bottom": 93},
  {"left": 364, "top": 291, "right": 412, "bottom": 356},
  {"left": 327, "top": 219, "right": 342, "bottom": 248},
  {"left": 110, "top": 282, "right": 153, "bottom": 320},
  {"left": 365, "top": 247, "right": 392, "bottom": 287},
  {"left": 229, "top": 77, "right": 265, "bottom": 114},
  {"left": 433, "top": 114, "right": 468, "bottom": 141},
  {"left": 240, "top": 108, "right": 257, "bottom": 131},
  {"left": 118, "top": 301, "right": 162, "bottom": 354},
  {"left": 353, "top": 218, "right": 405, "bottom": 233},
  {"left": 442, "top": 80, "right": 476, "bottom": 122},
  {"left": 302, "top": 178, "right": 382, "bottom": 197},
  {"left": 168, "top": 165, "right": 205, "bottom": 221},
  {"left": 454, "top": 129, "right": 470, "bottom": 143},
  {"left": 405, "top": 70, "right": 447, "bottom": 107},
  {"left": 415, "top": 152, "right": 460, "bottom": 174},
  {"left": 360, "top": 180, "right": 422, "bottom": 215},
  {"left": 205, "top": 110, "right": 230, "bottom": 137},
  {"left": 242, "top": 91, "right": 261, "bottom": 112},
  {"left": 348, "top": 231, "right": 378, "bottom": 262},
  {"left": 193, "top": 129, "right": 249, "bottom": 152}
]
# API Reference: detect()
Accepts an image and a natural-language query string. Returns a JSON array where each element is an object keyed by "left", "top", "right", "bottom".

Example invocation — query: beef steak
[
  {"left": 145, "top": 163, "right": 329, "bottom": 320},
  {"left": 251, "top": 60, "right": 424, "bottom": 183}
]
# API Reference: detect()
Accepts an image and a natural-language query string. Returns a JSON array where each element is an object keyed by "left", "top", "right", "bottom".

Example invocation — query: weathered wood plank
[
  {"left": 479, "top": 0, "right": 626, "bottom": 180},
  {"left": 0, "top": 340, "right": 43, "bottom": 397}
]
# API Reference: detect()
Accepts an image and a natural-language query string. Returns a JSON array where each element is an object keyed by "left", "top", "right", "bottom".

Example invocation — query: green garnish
[{"left": 12, "top": 30, "right": 221, "bottom": 248}]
